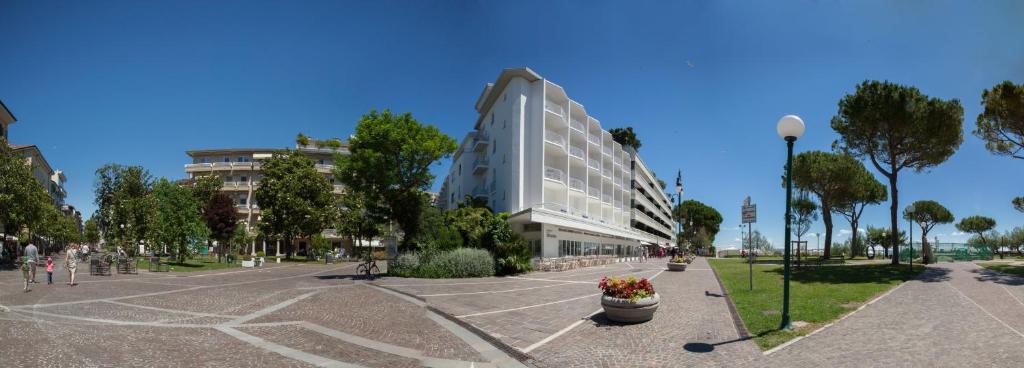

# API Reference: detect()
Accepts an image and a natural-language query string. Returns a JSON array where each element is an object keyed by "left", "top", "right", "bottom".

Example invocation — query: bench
[
  {"left": 148, "top": 257, "right": 169, "bottom": 272},
  {"left": 117, "top": 257, "right": 137, "bottom": 274},
  {"left": 89, "top": 259, "right": 111, "bottom": 276}
]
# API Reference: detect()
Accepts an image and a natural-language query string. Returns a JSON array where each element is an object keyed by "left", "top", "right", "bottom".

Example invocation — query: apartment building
[
  {"left": 627, "top": 148, "right": 676, "bottom": 245},
  {"left": 2, "top": 101, "right": 68, "bottom": 206},
  {"left": 439, "top": 68, "right": 674, "bottom": 260},
  {"left": 184, "top": 139, "right": 347, "bottom": 255}
]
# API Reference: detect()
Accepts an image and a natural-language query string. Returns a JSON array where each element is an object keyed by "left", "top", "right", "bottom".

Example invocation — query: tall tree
[
  {"left": 866, "top": 226, "right": 906, "bottom": 259},
  {"left": 94, "top": 164, "right": 157, "bottom": 254},
  {"left": 190, "top": 175, "right": 224, "bottom": 206},
  {"left": 152, "top": 178, "right": 209, "bottom": 262},
  {"left": 957, "top": 215, "right": 998, "bottom": 258},
  {"left": 790, "top": 151, "right": 868, "bottom": 257},
  {"left": 833, "top": 166, "right": 887, "bottom": 258},
  {"left": 609, "top": 127, "right": 642, "bottom": 151},
  {"left": 791, "top": 192, "right": 818, "bottom": 258},
  {"left": 335, "top": 191, "right": 382, "bottom": 257},
  {"left": 334, "top": 109, "right": 457, "bottom": 249},
  {"left": 972, "top": 81, "right": 1024, "bottom": 212},
  {"left": 832, "top": 80, "right": 964, "bottom": 265},
  {"left": 83, "top": 215, "right": 101, "bottom": 245},
  {"left": 202, "top": 192, "right": 237, "bottom": 262},
  {"left": 254, "top": 150, "right": 333, "bottom": 258},
  {"left": 673, "top": 200, "right": 723, "bottom": 249},
  {"left": 0, "top": 138, "right": 52, "bottom": 253},
  {"left": 902, "top": 200, "right": 954, "bottom": 264}
]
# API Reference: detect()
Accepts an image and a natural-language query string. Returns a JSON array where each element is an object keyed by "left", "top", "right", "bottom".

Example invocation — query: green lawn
[
  {"left": 978, "top": 262, "right": 1024, "bottom": 277},
  {"left": 136, "top": 256, "right": 240, "bottom": 272},
  {"left": 709, "top": 258, "right": 923, "bottom": 350}
]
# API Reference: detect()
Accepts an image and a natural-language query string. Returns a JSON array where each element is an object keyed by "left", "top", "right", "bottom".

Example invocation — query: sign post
[{"left": 742, "top": 197, "right": 757, "bottom": 290}]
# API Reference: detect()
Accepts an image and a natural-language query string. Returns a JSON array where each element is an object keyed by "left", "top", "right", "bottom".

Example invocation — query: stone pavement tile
[
  {"left": 0, "top": 319, "right": 312, "bottom": 368},
  {"left": 241, "top": 324, "right": 422, "bottom": 368},
  {"left": 1, "top": 279, "right": 190, "bottom": 308},
  {"left": 27, "top": 301, "right": 192, "bottom": 322},
  {"left": 949, "top": 263, "right": 1024, "bottom": 334},
  {"left": 248, "top": 286, "right": 487, "bottom": 362},
  {"left": 762, "top": 264, "right": 1024, "bottom": 368},
  {"left": 125, "top": 285, "right": 312, "bottom": 315},
  {"left": 528, "top": 257, "right": 760, "bottom": 368}
]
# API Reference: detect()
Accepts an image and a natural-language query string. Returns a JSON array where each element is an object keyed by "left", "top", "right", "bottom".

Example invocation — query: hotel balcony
[
  {"left": 602, "top": 145, "right": 612, "bottom": 156},
  {"left": 221, "top": 181, "right": 251, "bottom": 190},
  {"left": 545, "top": 130, "right": 566, "bottom": 148},
  {"left": 602, "top": 166, "right": 612, "bottom": 178},
  {"left": 587, "top": 158, "right": 601, "bottom": 171},
  {"left": 471, "top": 185, "right": 489, "bottom": 199},
  {"left": 569, "top": 177, "right": 585, "bottom": 192},
  {"left": 570, "top": 119, "right": 586, "bottom": 132},
  {"left": 314, "top": 163, "right": 334, "bottom": 173},
  {"left": 544, "top": 166, "right": 564, "bottom": 183},
  {"left": 472, "top": 158, "right": 489, "bottom": 175},
  {"left": 569, "top": 145, "right": 585, "bottom": 160},
  {"left": 588, "top": 133, "right": 601, "bottom": 146},
  {"left": 588, "top": 186, "right": 601, "bottom": 199},
  {"left": 473, "top": 131, "right": 490, "bottom": 152},
  {"left": 333, "top": 184, "right": 344, "bottom": 194},
  {"left": 544, "top": 98, "right": 565, "bottom": 117},
  {"left": 602, "top": 193, "right": 612, "bottom": 204},
  {"left": 185, "top": 162, "right": 262, "bottom": 172}
]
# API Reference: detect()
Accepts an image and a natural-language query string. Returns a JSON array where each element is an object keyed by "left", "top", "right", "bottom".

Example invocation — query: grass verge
[
  {"left": 137, "top": 256, "right": 240, "bottom": 272},
  {"left": 978, "top": 262, "right": 1024, "bottom": 277},
  {"left": 709, "top": 258, "right": 923, "bottom": 350}
]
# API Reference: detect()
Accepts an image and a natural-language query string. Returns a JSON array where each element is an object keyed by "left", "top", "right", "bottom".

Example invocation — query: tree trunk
[
  {"left": 921, "top": 229, "right": 930, "bottom": 265},
  {"left": 850, "top": 218, "right": 860, "bottom": 258},
  {"left": 888, "top": 172, "right": 900, "bottom": 265},
  {"left": 822, "top": 205, "right": 834, "bottom": 258}
]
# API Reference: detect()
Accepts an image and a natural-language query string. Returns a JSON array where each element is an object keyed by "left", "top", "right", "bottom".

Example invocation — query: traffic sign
[{"left": 742, "top": 204, "right": 756, "bottom": 224}]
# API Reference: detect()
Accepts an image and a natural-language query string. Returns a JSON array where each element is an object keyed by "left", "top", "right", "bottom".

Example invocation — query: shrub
[
  {"left": 391, "top": 248, "right": 494, "bottom": 278},
  {"left": 256, "top": 251, "right": 265, "bottom": 258}
]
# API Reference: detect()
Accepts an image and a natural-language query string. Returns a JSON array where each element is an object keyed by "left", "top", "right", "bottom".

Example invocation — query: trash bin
[{"left": 325, "top": 254, "right": 333, "bottom": 264}]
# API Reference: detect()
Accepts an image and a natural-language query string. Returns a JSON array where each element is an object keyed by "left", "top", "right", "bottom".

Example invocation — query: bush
[
  {"left": 390, "top": 248, "right": 494, "bottom": 278},
  {"left": 256, "top": 251, "right": 265, "bottom": 258}
]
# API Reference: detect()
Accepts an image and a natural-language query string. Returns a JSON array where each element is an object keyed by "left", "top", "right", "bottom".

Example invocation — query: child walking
[{"left": 46, "top": 256, "right": 54, "bottom": 285}]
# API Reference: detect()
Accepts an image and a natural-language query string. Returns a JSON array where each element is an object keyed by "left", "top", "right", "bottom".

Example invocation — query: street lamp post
[
  {"left": 777, "top": 114, "right": 805, "bottom": 331},
  {"left": 675, "top": 170, "right": 683, "bottom": 252},
  {"left": 907, "top": 204, "right": 915, "bottom": 270}
]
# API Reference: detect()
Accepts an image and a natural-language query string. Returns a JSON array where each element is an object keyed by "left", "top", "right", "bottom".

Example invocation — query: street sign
[{"left": 742, "top": 204, "right": 756, "bottom": 224}]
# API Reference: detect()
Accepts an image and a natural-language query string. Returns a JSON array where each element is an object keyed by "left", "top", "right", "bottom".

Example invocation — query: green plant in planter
[{"left": 296, "top": 133, "right": 310, "bottom": 146}]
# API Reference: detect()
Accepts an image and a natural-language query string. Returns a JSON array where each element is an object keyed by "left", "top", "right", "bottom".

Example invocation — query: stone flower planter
[
  {"left": 601, "top": 293, "right": 660, "bottom": 323},
  {"left": 667, "top": 262, "right": 687, "bottom": 271}
]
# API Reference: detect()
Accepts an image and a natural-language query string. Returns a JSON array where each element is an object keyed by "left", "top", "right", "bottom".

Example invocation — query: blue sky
[{"left": 2, "top": 1, "right": 1022, "bottom": 249}]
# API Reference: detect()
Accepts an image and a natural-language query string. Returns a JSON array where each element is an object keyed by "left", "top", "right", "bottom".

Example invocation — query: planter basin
[
  {"left": 601, "top": 294, "right": 660, "bottom": 323},
  {"left": 667, "top": 262, "right": 687, "bottom": 271}
]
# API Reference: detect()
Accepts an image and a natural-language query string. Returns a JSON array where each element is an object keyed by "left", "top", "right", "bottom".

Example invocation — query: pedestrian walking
[
  {"left": 24, "top": 242, "right": 38, "bottom": 284},
  {"left": 46, "top": 256, "right": 55, "bottom": 285},
  {"left": 19, "top": 256, "right": 30, "bottom": 292},
  {"left": 65, "top": 244, "right": 79, "bottom": 286}
]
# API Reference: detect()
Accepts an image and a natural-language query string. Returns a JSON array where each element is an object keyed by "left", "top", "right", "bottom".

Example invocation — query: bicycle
[{"left": 355, "top": 256, "right": 380, "bottom": 280}]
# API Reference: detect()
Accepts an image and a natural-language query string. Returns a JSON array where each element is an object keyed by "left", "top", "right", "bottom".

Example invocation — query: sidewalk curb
[{"left": 709, "top": 262, "right": 750, "bottom": 340}]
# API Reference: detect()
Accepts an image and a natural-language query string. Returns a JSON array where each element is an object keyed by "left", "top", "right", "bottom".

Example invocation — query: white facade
[{"left": 440, "top": 68, "right": 674, "bottom": 259}]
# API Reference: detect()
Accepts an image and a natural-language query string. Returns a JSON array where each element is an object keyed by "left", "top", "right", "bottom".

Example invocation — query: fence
[{"left": 896, "top": 242, "right": 993, "bottom": 263}]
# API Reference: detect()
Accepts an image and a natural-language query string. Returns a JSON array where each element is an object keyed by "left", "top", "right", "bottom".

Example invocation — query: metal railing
[
  {"left": 545, "top": 99, "right": 565, "bottom": 116},
  {"left": 602, "top": 193, "right": 612, "bottom": 204},
  {"left": 471, "top": 186, "right": 489, "bottom": 197},
  {"left": 570, "top": 119, "right": 586, "bottom": 132},
  {"left": 545, "top": 130, "right": 566, "bottom": 147},
  {"left": 588, "top": 158, "right": 601, "bottom": 170},
  {"left": 588, "top": 134, "right": 601, "bottom": 145},
  {"left": 588, "top": 186, "right": 601, "bottom": 198},
  {"left": 569, "top": 178, "right": 585, "bottom": 191},
  {"left": 602, "top": 167, "right": 612, "bottom": 178},
  {"left": 544, "top": 166, "right": 564, "bottom": 182},
  {"left": 603, "top": 145, "right": 612, "bottom": 155},
  {"left": 569, "top": 145, "right": 585, "bottom": 159}
]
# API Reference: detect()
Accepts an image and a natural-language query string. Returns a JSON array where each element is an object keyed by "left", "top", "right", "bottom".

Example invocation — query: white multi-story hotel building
[
  {"left": 439, "top": 68, "right": 674, "bottom": 259},
  {"left": 184, "top": 139, "right": 347, "bottom": 255}
]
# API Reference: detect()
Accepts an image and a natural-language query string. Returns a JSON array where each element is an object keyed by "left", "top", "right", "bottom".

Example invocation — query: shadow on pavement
[
  {"left": 970, "top": 267, "right": 1024, "bottom": 286},
  {"left": 683, "top": 336, "right": 753, "bottom": 353}
]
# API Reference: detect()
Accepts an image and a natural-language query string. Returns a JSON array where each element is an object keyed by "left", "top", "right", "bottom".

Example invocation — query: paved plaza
[{"left": 2, "top": 257, "right": 1024, "bottom": 367}]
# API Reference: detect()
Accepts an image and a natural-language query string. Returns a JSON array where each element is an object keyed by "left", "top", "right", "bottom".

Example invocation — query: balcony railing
[
  {"left": 614, "top": 177, "right": 622, "bottom": 187},
  {"left": 333, "top": 184, "right": 344, "bottom": 193},
  {"left": 473, "top": 158, "right": 489, "bottom": 174},
  {"left": 614, "top": 156, "right": 623, "bottom": 166},
  {"left": 588, "top": 134, "right": 601, "bottom": 145},
  {"left": 569, "top": 178, "right": 585, "bottom": 191},
  {"left": 545, "top": 99, "right": 565, "bottom": 116},
  {"left": 545, "top": 130, "right": 566, "bottom": 147},
  {"left": 471, "top": 186, "right": 489, "bottom": 198},
  {"left": 588, "top": 186, "right": 601, "bottom": 198},
  {"left": 602, "top": 193, "right": 612, "bottom": 204},
  {"left": 314, "top": 164, "right": 334, "bottom": 171},
  {"left": 569, "top": 145, "right": 585, "bottom": 159},
  {"left": 602, "top": 145, "right": 612, "bottom": 155},
  {"left": 570, "top": 119, "right": 586, "bottom": 132},
  {"left": 544, "top": 166, "right": 564, "bottom": 182},
  {"left": 588, "top": 158, "right": 600, "bottom": 170},
  {"left": 602, "top": 167, "right": 612, "bottom": 178},
  {"left": 473, "top": 131, "right": 490, "bottom": 151}
]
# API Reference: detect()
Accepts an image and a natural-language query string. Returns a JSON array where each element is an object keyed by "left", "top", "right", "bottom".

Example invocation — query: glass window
[
  {"left": 240, "top": 176, "right": 248, "bottom": 182},
  {"left": 223, "top": 157, "right": 230, "bottom": 163},
  {"left": 239, "top": 197, "right": 247, "bottom": 205},
  {"left": 490, "top": 113, "right": 494, "bottom": 126}
]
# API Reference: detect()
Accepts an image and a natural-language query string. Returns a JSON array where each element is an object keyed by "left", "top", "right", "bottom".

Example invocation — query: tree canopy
[
  {"left": 832, "top": 162, "right": 886, "bottom": 258},
  {"left": 254, "top": 150, "right": 334, "bottom": 257},
  {"left": 0, "top": 138, "right": 53, "bottom": 244},
  {"left": 609, "top": 127, "right": 641, "bottom": 151},
  {"left": 791, "top": 192, "right": 818, "bottom": 243},
  {"left": 974, "top": 81, "right": 1024, "bottom": 160},
  {"left": 93, "top": 164, "right": 157, "bottom": 254},
  {"left": 152, "top": 178, "right": 209, "bottom": 262},
  {"left": 202, "top": 192, "right": 238, "bottom": 259},
  {"left": 791, "top": 151, "right": 878, "bottom": 257},
  {"left": 831, "top": 80, "right": 964, "bottom": 264},
  {"left": 903, "top": 200, "right": 954, "bottom": 264},
  {"left": 957, "top": 215, "right": 998, "bottom": 257},
  {"left": 673, "top": 200, "right": 723, "bottom": 247},
  {"left": 83, "top": 215, "right": 101, "bottom": 245},
  {"left": 334, "top": 109, "right": 457, "bottom": 249}
]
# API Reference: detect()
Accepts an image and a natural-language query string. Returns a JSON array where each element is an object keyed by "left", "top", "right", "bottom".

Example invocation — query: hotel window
[
  {"left": 239, "top": 197, "right": 247, "bottom": 205},
  {"left": 240, "top": 176, "right": 248, "bottom": 182},
  {"left": 503, "top": 120, "right": 506, "bottom": 129},
  {"left": 492, "top": 141, "right": 496, "bottom": 153},
  {"left": 490, "top": 113, "right": 494, "bottom": 126},
  {"left": 502, "top": 93, "right": 506, "bottom": 102}
]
